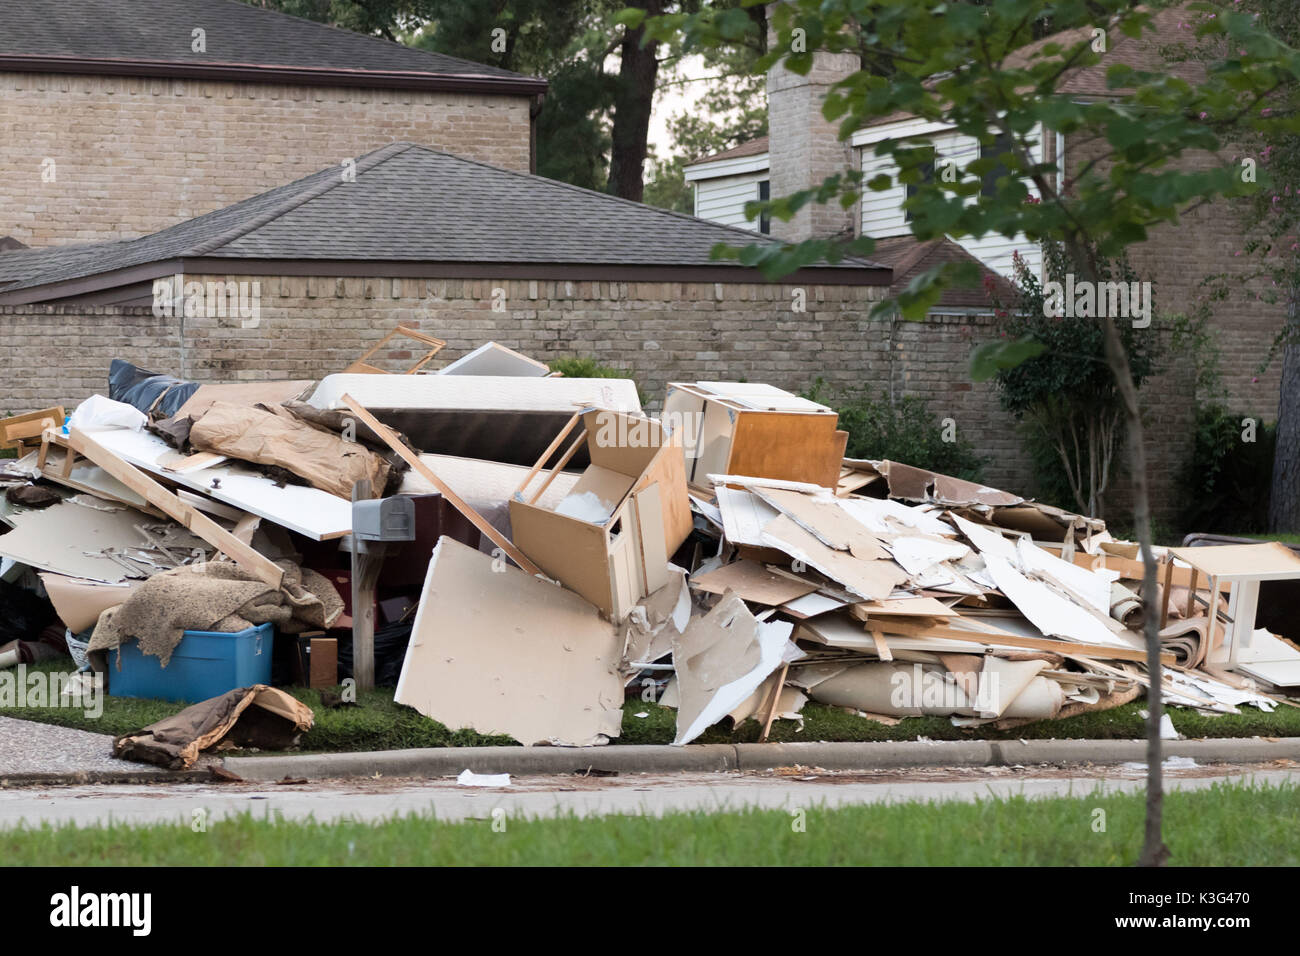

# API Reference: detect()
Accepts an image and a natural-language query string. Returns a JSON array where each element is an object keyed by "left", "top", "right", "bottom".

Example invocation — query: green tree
[
  {"left": 988, "top": 241, "right": 1157, "bottom": 517},
  {"left": 637, "top": 0, "right": 1300, "bottom": 867}
]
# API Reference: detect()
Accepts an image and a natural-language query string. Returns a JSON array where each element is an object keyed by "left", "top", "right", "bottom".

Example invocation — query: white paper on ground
[{"left": 457, "top": 770, "right": 512, "bottom": 787}]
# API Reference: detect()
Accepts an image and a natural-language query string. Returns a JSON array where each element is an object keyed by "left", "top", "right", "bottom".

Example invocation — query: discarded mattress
[{"left": 307, "top": 374, "right": 643, "bottom": 467}]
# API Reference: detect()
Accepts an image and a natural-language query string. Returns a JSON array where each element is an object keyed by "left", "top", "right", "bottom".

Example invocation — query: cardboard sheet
[
  {"left": 394, "top": 538, "right": 624, "bottom": 746},
  {"left": 175, "top": 380, "right": 314, "bottom": 419},
  {"left": 38, "top": 573, "right": 139, "bottom": 632},
  {"left": 189, "top": 401, "right": 390, "bottom": 500}
]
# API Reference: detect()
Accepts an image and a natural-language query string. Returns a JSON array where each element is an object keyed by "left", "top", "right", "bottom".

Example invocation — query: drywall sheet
[
  {"left": 36, "top": 447, "right": 151, "bottom": 510},
  {"left": 837, "top": 497, "right": 955, "bottom": 537},
  {"left": 1016, "top": 537, "right": 1117, "bottom": 614},
  {"left": 394, "top": 538, "right": 624, "bottom": 746},
  {"left": 950, "top": 513, "right": 1020, "bottom": 564},
  {"left": 437, "top": 342, "right": 550, "bottom": 377},
  {"left": 715, "top": 486, "right": 780, "bottom": 548},
  {"left": 0, "top": 498, "right": 202, "bottom": 583},
  {"left": 79, "top": 426, "right": 351, "bottom": 540},
  {"left": 308, "top": 375, "right": 642, "bottom": 466},
  {"left": 671, "top": 591, "right": 792, "bottom": 745},
  {"left": 1233, "top": 627, "right": 1300, "bottom": 687},
  {"left": 690, "top": 559, "right": 818, "bottom": 605},
  {"left": 761, "top": 514, "right": 907, "bottom": 602},
  {"left": 781, "top": 592, "right": 851, "bottom": 619},
  {"left": 983, "top": 554, "right": 1136, "bottom": 649},
  {"left": 887, "top": 536, "right": 970, "bottom": 576},
  {"left": 750, "top": 487, "right": 887, "bottom": 560}
]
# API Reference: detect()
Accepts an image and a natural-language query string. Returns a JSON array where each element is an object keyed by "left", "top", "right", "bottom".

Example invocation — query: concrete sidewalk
[
  {"left": 222, "top": 736, "right": 1300, "bottom": 782},
  {"left": 3, "top": 711, "right": 1298, "bottom": 786}
]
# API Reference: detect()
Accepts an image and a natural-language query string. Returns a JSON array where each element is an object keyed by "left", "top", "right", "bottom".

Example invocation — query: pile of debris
[{"left": 2, "top": 333, "right": 1298, "bottom": 757}]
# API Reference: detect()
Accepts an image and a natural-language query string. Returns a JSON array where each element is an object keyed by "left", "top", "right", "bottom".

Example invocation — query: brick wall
[
  {"left": 0, "top": 71, "right": 533, "bottom": 247},
  {"left": 0, "top": 276, "right": 1197, "bottom": 522}
]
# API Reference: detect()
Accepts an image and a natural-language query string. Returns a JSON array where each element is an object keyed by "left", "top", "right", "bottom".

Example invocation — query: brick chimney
[{"left": 766, "top": 11, "right": 859, "bottom": 243}]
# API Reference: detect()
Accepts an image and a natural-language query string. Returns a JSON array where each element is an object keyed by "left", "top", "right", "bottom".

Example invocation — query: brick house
[
  {"left": 0, "top": 0, "right": 545, "bottom": 248},
  {"left": 684, "top": 5, "right": 1280, "bottom": 515}
]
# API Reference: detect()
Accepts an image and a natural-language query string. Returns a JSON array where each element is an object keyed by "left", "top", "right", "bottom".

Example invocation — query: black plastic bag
[{"left": 108, "top": 359, "right": 200, "bottom": 419}]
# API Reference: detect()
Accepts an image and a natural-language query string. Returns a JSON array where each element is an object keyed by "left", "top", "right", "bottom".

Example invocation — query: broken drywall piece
[
  {"left": 837, "top": 496, "right": 955, "bottom": 537},
  {"left": 749, "top": 486, "right": 887, "bottom": 560},
  {"left": 690, "top": 559, "right": 818, "bottom": 606},
  {"left": 0, "top": 497, "right": 206, "bottom": 583},
  {"left": 671, "top": 591, "right": 792, "bottom": 745},
  {"left": 975, "top": 657, "right": 1048, "bottom": 719},
  {"left": 1016, "top": 537, "right": 1117, "bottom": 614},
  {"left": 395, "top": 538, "right": 624, "bottom": 746},
  {"left": 715, "top": 486, "right": 780, "bottom": 548},
  {"left": 887, "top": 536, "right": 971, "bottom": 576},
  {"left": 982, "top": 554, "right": 1136, "bottom": 650},
  {"left": 760, "top": 513, "right": 907, "bottom": 602},
  {"left": 622, "top": 566, "right": 691, "bottom": 673},
  {"left": 780, "top": 591, "right": 851, "bottom": 619},
  {"left": 950, "top": 513, "right": 1020, "bottom": 564}
]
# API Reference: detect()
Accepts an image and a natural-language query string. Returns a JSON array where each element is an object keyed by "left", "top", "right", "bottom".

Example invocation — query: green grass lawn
[
  {"left": 4, "top": 659, "right": 1298, "bottom": 753},
  {"left": 0, "top": 780, "right": 1294, "bottom": 865}
]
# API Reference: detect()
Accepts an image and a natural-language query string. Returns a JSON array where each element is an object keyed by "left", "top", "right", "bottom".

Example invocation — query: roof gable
[
  {"left": 0, "top": 0, "right": 545, "bottom": 93},
  {"left": 0, "top": 144, "right": 887, "bottom": 300}
]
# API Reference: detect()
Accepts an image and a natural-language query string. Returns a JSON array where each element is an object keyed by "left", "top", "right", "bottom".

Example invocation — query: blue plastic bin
[{"left": 109, "top": 624, "right": 274, "bottom": 703}]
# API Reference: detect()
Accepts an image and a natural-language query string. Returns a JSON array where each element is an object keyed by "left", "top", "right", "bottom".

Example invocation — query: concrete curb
[{"left": 222, "top": 736, "right": 1300, "bottom": 782}]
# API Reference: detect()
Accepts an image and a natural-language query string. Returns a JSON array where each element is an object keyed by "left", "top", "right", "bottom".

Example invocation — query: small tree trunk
[
  {"left": 607, "top": 0, "right": 664, "bottom": 202},
  {"left": 1268, "top": 290, "right": 1300, "bottom": 533},
  {"left": 1068, "top": 240, "right": 1168, "bottom": 866}
]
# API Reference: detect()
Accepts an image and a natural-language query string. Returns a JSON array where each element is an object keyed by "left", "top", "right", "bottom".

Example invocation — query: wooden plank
[
  {"left": 758, "top": 662, "right": 790, "bottom": 743},
  {"left": 0, "top": 407, "right": 63, "bottom": 450},
  {"left": 514, "top": 409, "right": 583, "bottom": 497},
  {"left": 875, "top": 616, "right": 1175, "bottom": 665},
  {"left": 339, "top": 394, "right": 541, "bottom": 576},
  {"left": 66, "top": 428, "right": 284, "bottom": 589}
]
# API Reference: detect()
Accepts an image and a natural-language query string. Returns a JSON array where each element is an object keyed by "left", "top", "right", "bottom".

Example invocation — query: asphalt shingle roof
[
  {"left": 0, "top": 144, "right": 885, "bottom": 295},
  {"left": 0, "top": 0, "right": 538, "bottom": 85}
]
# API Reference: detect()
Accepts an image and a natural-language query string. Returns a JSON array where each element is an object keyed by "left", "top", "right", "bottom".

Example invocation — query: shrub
[
  {"left": 1178, "top": 404, "right": 1276, "bottom": 534},
  {"left": 804, "top": 379, "right": 985, "bottom": 481}
]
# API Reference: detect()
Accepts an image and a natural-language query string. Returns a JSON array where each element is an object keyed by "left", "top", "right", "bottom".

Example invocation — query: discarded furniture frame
[
  {"left": 1, "top": 407, "right": 64, "bottom": 451},
  {"left": 345, "top": 326, "right": 447, "bottom": 375},
  {"left": 510, "top": 407, "right": 692, "bottom": 620},
  {"left": 1167, "top": 542, "right": 1300, "bottom": 671},
  {"left": 663, "top": 382, "right": 846, "bottom": 491}
]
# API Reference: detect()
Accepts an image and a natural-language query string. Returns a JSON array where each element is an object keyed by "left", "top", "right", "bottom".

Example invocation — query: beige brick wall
[
  {"left": 0, "top": 71, "right": 533, "bottom": 247},
  {"left": 0, "top": 275, "right": 1196, "bottom": 522}
]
